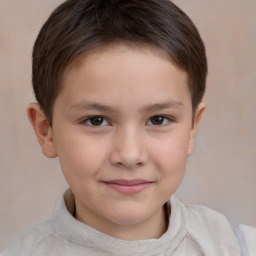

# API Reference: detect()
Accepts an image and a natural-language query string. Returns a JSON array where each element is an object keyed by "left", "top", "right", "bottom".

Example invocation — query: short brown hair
[{"left": 32, "top": 0, "right": 207, "bottom": 125}]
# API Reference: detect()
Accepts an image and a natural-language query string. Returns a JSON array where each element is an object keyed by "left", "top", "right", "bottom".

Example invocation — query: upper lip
[{"left": 103, "top": 179, "right": 151, "bottom": 185}]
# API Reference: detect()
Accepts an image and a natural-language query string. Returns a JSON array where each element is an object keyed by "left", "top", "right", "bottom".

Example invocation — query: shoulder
[
  {"left": 185, "top": 203, "right": 256, "bottom": 255},
  {"left": 185, "top": 203, "right": 241, "bottom": 254},
  {"left": 2, "top": 219, "right": 63, "bottom": 256},
  {"left": 186, "top": 203, "right": 234, "bottom": 232},
  {"left": 240, "top": 224, "right": 256, "bottom": 255}
]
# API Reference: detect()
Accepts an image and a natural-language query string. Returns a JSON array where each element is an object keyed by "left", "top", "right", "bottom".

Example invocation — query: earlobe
[
  {"left": 27, "top": 103, "right": 57, "bottom": 158},
  {"left": 187, "top": 102, "right": 205, "bottom": 156}
]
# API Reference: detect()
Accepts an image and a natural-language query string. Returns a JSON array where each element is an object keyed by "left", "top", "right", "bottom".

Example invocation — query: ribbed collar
[{"left": 52, "top": 189, "right": 188, "bottom": 255}]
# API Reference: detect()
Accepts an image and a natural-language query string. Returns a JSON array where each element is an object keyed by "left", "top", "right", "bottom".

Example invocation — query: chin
[{"left": 105, "top": 206, "right": 150, "bottom": 226}]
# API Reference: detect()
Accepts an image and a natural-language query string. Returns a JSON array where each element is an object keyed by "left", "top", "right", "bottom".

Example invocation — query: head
[
  {"left": 32, "top": 0, "right": 207, "bottom": 126},
  {"left": 28, "top": 0, "right": 207, "bottom": 240}
]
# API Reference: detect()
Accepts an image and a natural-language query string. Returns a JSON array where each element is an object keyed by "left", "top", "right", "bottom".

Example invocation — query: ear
[
  {"left": 27, "top": 103, "right": 57, "bottom": 158},
  {"left": 187, "top": 102, "right": 205, "bottom": 156}
]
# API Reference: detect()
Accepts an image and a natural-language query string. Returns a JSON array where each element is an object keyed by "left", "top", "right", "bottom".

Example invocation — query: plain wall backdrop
[{"left": 0, "top": 0, "right": 255, "bottom": 251}]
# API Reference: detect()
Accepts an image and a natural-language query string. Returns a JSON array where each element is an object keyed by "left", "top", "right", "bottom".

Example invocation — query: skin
[{"left": 28, "top": 44, "right": 205, "bottom": 240}]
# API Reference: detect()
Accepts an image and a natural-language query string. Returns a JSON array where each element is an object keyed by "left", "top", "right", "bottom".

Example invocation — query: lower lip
[{"left": 103, "top": 182, "right": 151, "bottom": 194}]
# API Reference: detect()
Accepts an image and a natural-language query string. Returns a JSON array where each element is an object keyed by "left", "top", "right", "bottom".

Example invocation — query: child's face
[{"left": 33, "top": 44, "right": 204, "bottom": 238}]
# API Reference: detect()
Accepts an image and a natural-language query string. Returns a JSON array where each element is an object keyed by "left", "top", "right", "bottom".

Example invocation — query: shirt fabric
[{"left": 3, "top": 189, "right": 256, "bottom": 256}]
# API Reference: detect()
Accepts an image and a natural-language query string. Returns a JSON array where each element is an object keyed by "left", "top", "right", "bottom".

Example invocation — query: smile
[{"left": 102, "top": 179, "right": 152, "bottom": 194}]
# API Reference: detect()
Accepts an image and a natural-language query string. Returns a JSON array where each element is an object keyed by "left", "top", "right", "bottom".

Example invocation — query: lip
[{"left": 102, "top": 179, "right": 152, "bottom": 194}]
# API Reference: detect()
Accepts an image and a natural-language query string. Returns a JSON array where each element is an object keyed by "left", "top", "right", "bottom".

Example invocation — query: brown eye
[
  {"left": 83, "top": 116, "right": 110, "bottom": 126},
  {"left": 90, "top": 116, "right": 104, "bottom": 126},
  {"left": 150, "top": 116, "right": 167, "bottom": 125}
]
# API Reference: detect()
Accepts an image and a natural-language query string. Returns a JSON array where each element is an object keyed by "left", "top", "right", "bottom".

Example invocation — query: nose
[{"left": 109, "top": 127, "right": 148, "bottom": 169}]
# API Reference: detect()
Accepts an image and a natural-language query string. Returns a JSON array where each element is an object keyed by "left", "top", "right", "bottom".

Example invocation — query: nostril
[
  {"left": 109, "top": 133, "right": 148, "bottom": 168},
  {"left": 111, "top": 154, "right": 147, "bottom": 169},
  {"left": 137, "top": 161, "right": 144, "bottom": 167},
  {"left": 114, "top": 160, "right": 144, "bottom": 168}
]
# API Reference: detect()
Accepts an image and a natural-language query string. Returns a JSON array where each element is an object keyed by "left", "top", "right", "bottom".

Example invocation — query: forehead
[
  {"left": 62, "top": 41, "right": 187, "bottom": 81},
  {"left": 57, "top": 44, "right": 191, "bottom": 112}
]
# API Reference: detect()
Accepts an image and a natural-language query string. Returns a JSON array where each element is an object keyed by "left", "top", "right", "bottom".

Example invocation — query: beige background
[{"left": 0, "top": 0, "right": 255, "bottom": 251}]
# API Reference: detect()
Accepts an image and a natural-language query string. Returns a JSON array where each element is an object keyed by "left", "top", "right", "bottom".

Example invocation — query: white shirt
[{"left": 3, "top": 189, "right": 256, "bottom": 255}]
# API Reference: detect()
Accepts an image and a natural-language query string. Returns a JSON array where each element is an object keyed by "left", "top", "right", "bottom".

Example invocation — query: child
[{"left": 3, "top": 0, "right": 255, "bottom": 255}]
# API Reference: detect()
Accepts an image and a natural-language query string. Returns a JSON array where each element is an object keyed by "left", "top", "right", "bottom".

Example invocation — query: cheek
[
  {"left": 153, "top": 141, "right": 188, "bottom": 198},
  {"left": 151, "top": 129, "right": 191, "bottom": 176},
  {"left": 55, "top": 133, "right": 108, "bottom": 182}
]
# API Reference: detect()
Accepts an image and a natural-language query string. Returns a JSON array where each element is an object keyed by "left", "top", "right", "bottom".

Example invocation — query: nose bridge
[{"left": 110, "top": 124, "right": 147, "bottom": 168}]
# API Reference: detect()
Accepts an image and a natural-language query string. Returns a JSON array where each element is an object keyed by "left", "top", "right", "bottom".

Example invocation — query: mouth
[{"left": 102, "top": 179, "right": 152, "bottom": 194}]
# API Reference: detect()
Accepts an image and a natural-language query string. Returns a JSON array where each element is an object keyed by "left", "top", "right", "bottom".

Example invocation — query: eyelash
[
  {"left": 80, "top": 115, "right": 174, "bottom": 127},
  {"left": 80, "top": 116, "right": 111, "bottom": 127},
  {"left": 146, "top": 115, "right": 173, "bottom": 126}
]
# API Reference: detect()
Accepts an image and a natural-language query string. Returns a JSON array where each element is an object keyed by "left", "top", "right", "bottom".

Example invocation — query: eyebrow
[
  {"left": 69, "top": 100, "right": 184, "bottom": 113},
  {"left": 69, "top": 103, "right": 116, "bottom": 113},
  {"left": 142, "top": 101, "right": 184, "bottom": 112}
]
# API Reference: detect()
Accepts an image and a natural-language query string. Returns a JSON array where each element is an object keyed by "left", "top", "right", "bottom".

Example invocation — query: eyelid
[
  {"left": 146, "top": 115, "right": 174, "bottom": 126},
  {"left": 80, "top": 115, "right": 111, "bottom": 127}
]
